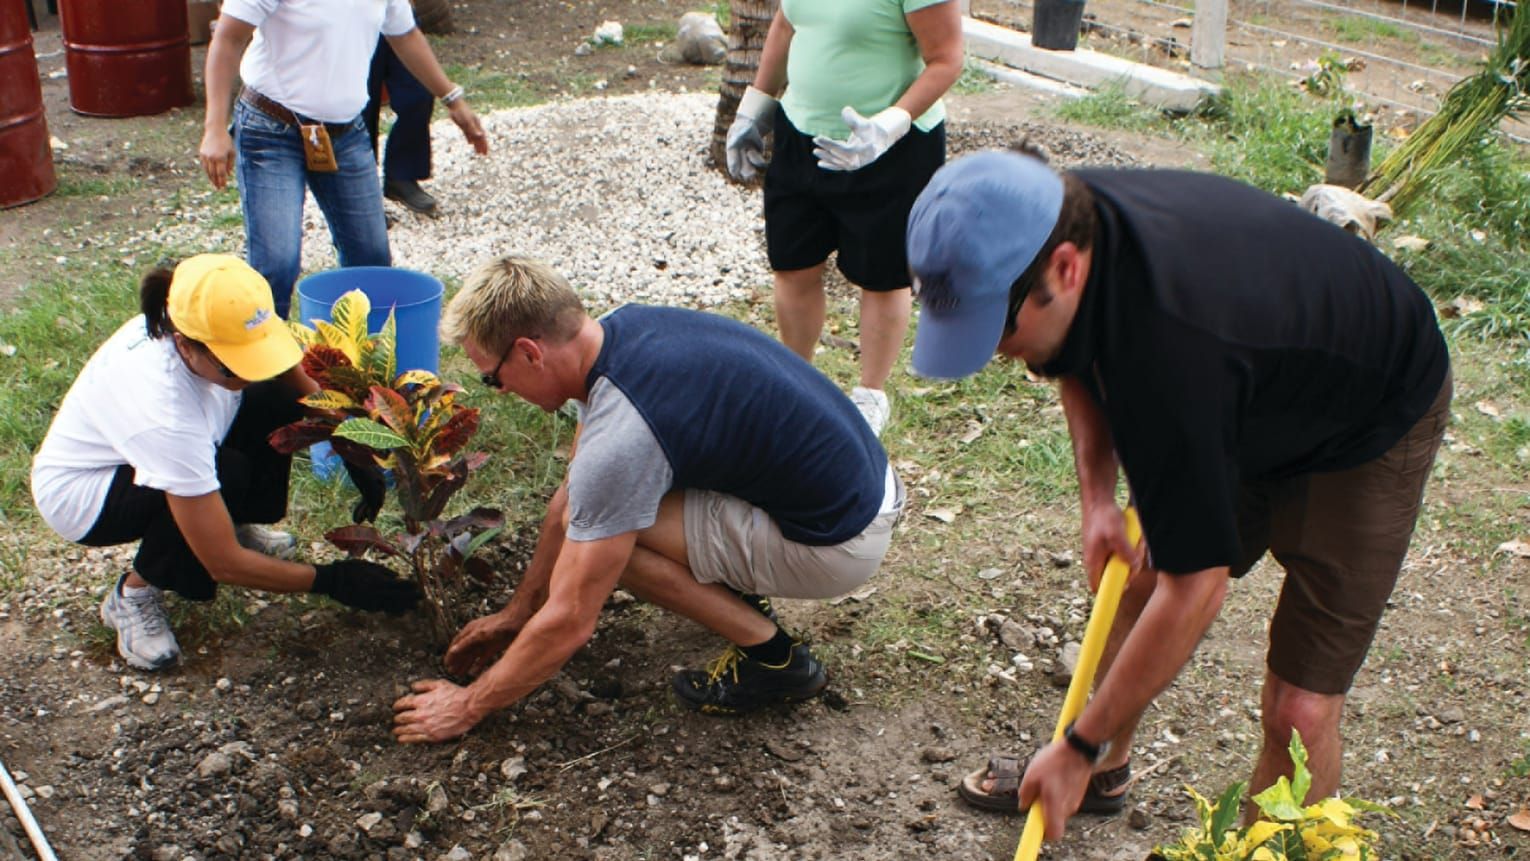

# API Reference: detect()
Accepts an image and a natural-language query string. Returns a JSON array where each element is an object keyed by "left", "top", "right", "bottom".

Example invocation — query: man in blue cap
[{"left": 909, "top": 150, "right": 1450, "bottom": 839}]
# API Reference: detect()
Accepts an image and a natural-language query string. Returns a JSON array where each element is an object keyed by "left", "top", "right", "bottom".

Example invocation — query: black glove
[
  {"left": 343, "top": 459, "right": 387, "bottom": 524},
  {"left": 312, "top": 560, "right": 420, "bottom": 614}
]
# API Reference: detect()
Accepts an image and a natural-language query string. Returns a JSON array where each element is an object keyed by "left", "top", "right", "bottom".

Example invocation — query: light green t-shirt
[{"left": 779, "top": 0, "right": 950, "bottom": 140}]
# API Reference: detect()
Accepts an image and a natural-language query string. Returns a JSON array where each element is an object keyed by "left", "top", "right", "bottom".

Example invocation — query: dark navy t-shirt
[
  {"left": 568, "top": 305, "right": 887, "bottom": 546},
  {"left": 1040, "top": 169, "right": 1450, "bottom": 574}
]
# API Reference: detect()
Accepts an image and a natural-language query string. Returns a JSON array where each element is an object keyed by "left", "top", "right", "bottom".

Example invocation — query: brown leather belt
[{"left": 239, "top": 88, "right": 353, "bottom": 137}]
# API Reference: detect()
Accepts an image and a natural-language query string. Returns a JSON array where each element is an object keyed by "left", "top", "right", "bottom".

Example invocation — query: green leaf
[
  {"left": 1208, "top": 780, "right": 1246, "bottom": 844},
  {"left": 1252, "top": 776, "right": 1305, "bottom": 822},
  {"left": 366, "top": 308, "right": 397, "bottom": 384},
  {"left": 331, "top": 416, "right": 409, "bottom": 451},
  {"left": 462, "top": 524, "right": 504, "bottom": 558},
  {"left": 1288, "top": 729, "right": 1312, "bottom": 807}
]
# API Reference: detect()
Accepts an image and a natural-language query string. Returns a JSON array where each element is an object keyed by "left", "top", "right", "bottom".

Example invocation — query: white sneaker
[
  {"left": 849, "top": 387, "right": 890, "bottom": 437},
  {"left": 100, "top": 575, "right": 180, "bottom": 671},
  {"left": 236, "top": 524, "right": 297, "bottom": 559}
]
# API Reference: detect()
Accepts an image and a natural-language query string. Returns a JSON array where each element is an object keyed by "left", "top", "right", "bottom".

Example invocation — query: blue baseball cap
[{"left": 907, "top": 150, "right": 1064, "bottom": 379}]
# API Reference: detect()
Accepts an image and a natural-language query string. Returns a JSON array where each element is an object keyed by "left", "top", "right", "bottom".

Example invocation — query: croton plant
[
  {"left": 268, "top": 289, "right": 503, "bottom": 644},
  {"left": 1151, "top": 730, "right": 1390, "bottom": 861}
]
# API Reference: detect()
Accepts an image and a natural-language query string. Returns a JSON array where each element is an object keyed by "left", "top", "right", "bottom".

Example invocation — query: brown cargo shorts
[{"left": 1232, "top": 371, "right": 1452, "bottom": 695}]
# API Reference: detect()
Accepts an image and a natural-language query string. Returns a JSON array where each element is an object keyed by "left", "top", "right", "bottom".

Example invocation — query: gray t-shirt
[{"left": 565, "top": 377, "right": 673, "bottom": 542}]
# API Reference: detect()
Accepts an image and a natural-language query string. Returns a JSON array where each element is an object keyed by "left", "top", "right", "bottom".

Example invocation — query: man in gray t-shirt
[{"left": 391, "top": 257, "right": 902, "bottom": 744}]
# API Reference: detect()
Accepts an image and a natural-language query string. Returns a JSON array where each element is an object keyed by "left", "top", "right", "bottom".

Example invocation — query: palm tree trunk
[
  {"left": 412, "top": 0, "right": 453, "bottom": 35},
  {"left": 710, "top": 0, "right": 779, "bottom": 175}
]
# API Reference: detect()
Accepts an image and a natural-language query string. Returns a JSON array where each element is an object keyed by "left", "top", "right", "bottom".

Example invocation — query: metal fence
[{"left": 972, "top": 0, "right": 1521, "bottom": 135}]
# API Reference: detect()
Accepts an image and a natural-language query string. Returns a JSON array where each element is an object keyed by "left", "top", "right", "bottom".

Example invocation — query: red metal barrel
[
  {"left": 59, "top": 0, "right": 193, "bottom": 117},
  {"left": 0, "top": 0, "right": 56, "bottom": 208}
]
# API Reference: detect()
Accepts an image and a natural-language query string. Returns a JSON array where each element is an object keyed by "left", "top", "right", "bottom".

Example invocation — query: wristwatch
[{"left": 1064, "top": 721, "right": 1111, "bottom": 765}]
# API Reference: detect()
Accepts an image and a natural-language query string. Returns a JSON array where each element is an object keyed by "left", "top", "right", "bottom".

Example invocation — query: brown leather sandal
[{"left": 956, "top": 753, "right": 1132, "bottom": 815}]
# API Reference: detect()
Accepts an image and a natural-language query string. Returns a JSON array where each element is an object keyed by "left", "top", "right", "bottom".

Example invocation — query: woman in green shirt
[{"left": 724, "top": 0, "right": 964, "bottom": 437}]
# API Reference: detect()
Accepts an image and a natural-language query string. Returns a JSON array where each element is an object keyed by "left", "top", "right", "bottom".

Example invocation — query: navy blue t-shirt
[{"left": 571, "top": 305, "right": 887, "bottom": 546}]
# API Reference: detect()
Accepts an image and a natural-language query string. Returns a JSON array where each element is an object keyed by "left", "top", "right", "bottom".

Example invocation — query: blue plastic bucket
[
  {"left": 295, "top": 267, "right": 443, "bottom": 479},
  {"left": 295, "top": 266, "right": 443, "bottom": 373}
]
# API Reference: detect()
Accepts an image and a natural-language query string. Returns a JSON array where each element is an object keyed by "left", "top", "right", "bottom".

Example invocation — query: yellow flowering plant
[{"left": 1152, "top": 730, "right": 1391, "bottom": 861}]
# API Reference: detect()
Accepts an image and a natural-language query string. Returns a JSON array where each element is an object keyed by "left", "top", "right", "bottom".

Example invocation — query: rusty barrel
[
  {"left": 59, "top": 0, "right": 192, "bottom": 117},
  {"left": 0, "top": 0, "right": 56, "bottom": 208}
]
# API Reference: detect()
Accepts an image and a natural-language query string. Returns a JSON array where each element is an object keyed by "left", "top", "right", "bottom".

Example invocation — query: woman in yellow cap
[{"left": 30, "top": 254, "right": 418, "bottom": 671}]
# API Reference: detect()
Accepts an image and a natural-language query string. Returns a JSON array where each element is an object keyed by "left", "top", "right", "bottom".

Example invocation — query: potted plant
[{"left": 268, "top": 289, "right": 503, "bottom": 645}]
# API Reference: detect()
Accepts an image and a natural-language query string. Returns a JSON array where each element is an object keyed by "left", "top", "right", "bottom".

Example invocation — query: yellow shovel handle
[{"left": 1014, "top": 507, "right": 1142, "bottom": 861}]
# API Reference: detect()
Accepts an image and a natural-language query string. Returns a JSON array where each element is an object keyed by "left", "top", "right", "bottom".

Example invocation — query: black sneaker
[
  {"left": 672, "top": 642, "right": 827, "bottom": 716},
  {"left": 384, "top": 177, "right": 438, "bottom": 215}
]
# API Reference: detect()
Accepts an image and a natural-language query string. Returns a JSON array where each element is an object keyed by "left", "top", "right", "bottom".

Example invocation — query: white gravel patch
[
  {"left": 368, "top": 91, "right": 769, "bottom": 308},
  {"left": 139, "top": 92, "right": 772, "bottom": 311}
]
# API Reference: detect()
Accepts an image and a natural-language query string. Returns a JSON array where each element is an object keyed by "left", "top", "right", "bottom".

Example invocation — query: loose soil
[{"left": 2, "top": 1, "right": 1527, "bottom": 860}]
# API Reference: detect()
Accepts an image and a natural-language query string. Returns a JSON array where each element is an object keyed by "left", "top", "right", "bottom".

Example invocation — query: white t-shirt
[
  {"left": 30, "top": 317, "right": 243, "bottom": 542},
  {"left": 223, "top": 0, "right": 417, "bottom": 122}
]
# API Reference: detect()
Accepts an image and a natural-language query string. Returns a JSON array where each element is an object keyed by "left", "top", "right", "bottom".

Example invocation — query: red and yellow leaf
[
  {"left": 365, "top": 385, "right": 417, "bottom": 438},
  {"left": 267, "top": 418, "right": 335, "bottom": 454},
  {"left": 427, "top": 407, "right": 480, "bottom": 457},
  {"left": 324, "top": 524, "right": 402, "bottom": 558},
  {"left": 300, "top": 390, "right": 356, "bottom": 411},
  {"left": 394, "top": 369, "right": 438, "bottom": 389}
]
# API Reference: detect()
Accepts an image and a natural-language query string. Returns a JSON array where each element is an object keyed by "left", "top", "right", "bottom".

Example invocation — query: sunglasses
[
  {"left": 480, "top": 339, "right": 515, "bottom": 390},
  {"left": 1002, "top": 272, "right": 1037, "bottom": 337}
]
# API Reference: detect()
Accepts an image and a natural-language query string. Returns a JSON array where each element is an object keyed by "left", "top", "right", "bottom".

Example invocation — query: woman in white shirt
[
  {"left": 198, "top": 0, "right": 490, "bottom": 317},
  {"left": 31, "top": 255, "right": 417, "bottom": 671}
]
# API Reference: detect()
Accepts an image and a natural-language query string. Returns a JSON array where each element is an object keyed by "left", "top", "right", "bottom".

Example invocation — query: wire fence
[{"left": 972, "top": 0, "right": 1525, "bottom": 137}]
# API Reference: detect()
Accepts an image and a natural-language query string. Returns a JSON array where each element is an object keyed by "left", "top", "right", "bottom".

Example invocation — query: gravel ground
[{"left": 129, "top": 91, "right": 1144, "bottom": 313}]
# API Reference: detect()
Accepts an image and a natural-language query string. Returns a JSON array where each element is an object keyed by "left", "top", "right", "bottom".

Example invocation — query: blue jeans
[{"left": 234, "top": 99, "right": 391, "bottom": 317}]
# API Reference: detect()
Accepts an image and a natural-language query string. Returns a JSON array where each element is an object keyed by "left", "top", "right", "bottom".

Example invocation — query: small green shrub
[{"left": 1154, "top": 730, "right": 1391, "bottom": 860}]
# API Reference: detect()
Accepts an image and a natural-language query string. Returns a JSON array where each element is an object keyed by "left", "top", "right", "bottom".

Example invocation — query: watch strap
[{"left": 1064, "top": 721, "right": 1103, "bottom": 763}]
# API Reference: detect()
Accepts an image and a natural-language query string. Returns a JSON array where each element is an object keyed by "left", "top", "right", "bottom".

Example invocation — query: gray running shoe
[
  {"left": 236, "top": 524, "right": 297, "bottom": 559},
  {"left": 100, "top": 575, "right": 180, "bottom": 671}
]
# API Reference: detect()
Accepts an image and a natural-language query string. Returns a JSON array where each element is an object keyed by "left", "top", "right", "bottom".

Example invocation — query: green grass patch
[
  {"left": 53, "top": 169, "right": 140, "bottom": 199},
  {"left": 0, "top": 258, "right": 153, "bottom": 522},
  {"left": 1180, "top": 72, "right": 1337, "bottom": 195},
  {"left": 1329, "top": 15, "right": 1418, "bottom": 45},
  {"left": 622, "top": 22, "right": 678, "bottom": 45},
  {"left": 1052, "top": 81, "right": 1168, "bottom": 133},
  {"left": 441, "top": 63, "right": 542, "bottom": 111},
  {"left": 1390, "top": 139, "right": 1530, "bottom": 347},
  {"left": 952, "top": 58, "right": 997, "bottom": 96}
]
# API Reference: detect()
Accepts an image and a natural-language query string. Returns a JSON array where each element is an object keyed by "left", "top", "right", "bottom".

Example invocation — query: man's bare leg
[
  {"left": 1246, "top": 671, "right": 1345, "bottom": 817},
  {"left": 618, "top": 493, "right": 775, "bottom": 647}
]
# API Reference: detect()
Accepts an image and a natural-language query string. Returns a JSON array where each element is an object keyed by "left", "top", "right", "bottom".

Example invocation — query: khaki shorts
[
  {"left": 1233, "top": 370, "right": 1452, "bottom": 695},
  {"left": 683, "top": 482, "right": 903, "bottom": 600}
]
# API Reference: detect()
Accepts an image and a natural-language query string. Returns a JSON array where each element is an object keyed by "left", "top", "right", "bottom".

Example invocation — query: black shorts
[{"left": 763, "top": 105, "right": 946, "bottom": 291}]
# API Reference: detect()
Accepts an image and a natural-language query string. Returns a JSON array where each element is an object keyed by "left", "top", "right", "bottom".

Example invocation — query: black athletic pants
[{"left": 78, "top": 381, "right": 302, "bottom": 601}]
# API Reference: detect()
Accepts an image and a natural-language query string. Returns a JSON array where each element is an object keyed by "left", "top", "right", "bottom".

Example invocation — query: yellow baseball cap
[{"left": 168, "top": 254, "right": 302, "bottom": 381}]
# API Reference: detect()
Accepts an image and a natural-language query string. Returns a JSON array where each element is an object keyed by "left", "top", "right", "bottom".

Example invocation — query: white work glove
[
  {"left": 726, "top": 85, "right": 777, "bottom": 181},
  {"left": 812, "top": 106, "right": 912, "bottom": 172}
]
